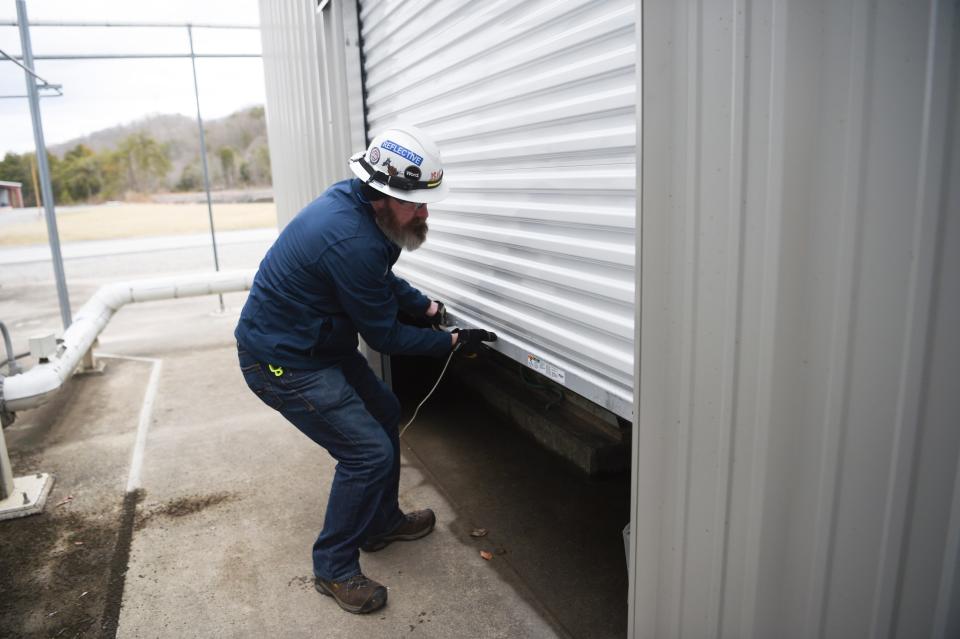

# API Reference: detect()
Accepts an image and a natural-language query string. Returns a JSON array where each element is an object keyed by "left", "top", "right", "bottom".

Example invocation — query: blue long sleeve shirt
[{"left": 235, "top": 178, "right": 451, "bottom": 368}]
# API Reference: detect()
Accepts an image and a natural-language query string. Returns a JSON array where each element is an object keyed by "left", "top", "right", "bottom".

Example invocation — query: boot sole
[
  {"left": 361, "top": 518, "right": 436, "bottom": 553},
  {"left": 315, "top": 580, "right": 387, "bottom": 614}
]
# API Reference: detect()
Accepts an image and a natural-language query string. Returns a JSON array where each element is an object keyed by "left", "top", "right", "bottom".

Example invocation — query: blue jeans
[{"left": 238, "top": 345, "right": 404, "bottom": 582}]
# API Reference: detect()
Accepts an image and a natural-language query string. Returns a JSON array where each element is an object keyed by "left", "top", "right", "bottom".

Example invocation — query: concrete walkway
[{"left": 110, "top": 303, "right": 560, "bottom": 638}]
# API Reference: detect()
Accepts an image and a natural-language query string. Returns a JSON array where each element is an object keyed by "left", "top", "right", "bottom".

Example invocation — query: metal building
[
  {"left": 0, "top": 180, "right": 24, "bottom": 208},
  {"left": 257, "top": 1, "right": 960, "bottom": 637}
]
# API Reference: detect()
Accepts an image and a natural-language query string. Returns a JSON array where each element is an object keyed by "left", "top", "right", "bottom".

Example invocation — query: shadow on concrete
[
  {"left": 392, "top": 352, "right": 630, "bottom": 639},
  {"left": 0, "top": 360, "right": 147, "bottom": 639}
]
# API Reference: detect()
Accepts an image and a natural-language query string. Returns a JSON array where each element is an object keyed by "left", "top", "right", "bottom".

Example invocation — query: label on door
[{"left": 526, "top": 354, "right": 566, "bottom": 384}]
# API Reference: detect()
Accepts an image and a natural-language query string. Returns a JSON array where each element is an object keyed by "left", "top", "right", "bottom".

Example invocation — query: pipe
[
  {"left": 0, "top": 320, "right": 20, "bottom": 375},
  {"left": 0, "top": 269, "right": 254, "bottom": 413}
]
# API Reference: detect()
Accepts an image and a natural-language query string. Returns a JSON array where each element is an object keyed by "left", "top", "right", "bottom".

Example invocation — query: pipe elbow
[
  {"left": 2, "top": 366, "right": 64, "bottom": 412},
  {"left": 1, "top": 269, "right": 255, "bottom": 414}
]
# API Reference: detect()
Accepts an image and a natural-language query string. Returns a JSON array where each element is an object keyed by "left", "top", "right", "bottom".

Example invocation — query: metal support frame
[
  {"left": 188, "top": 25, "right": 224, "bottom": 312},
  {"left": 77, "top": 340, "right": 105, "bottom": 376},
  {"left": 0, "top": 19, "right": 258, "bottom": 29},
  {"left": 0, "top": 432, "right": 54, "bottom": 520},
  {"left": 0, "top": 321, "right": 21, "bottom": 376},
  {"left": 13, "top": 53, "right": 260, "bottom": 60},
  {"left": 0, "top": 46, "right": 61, "bottom": 98},
  {"left": 0, "top": 414, "right": 13, "bottom": 496},
  {"left": 7, "top": 7, "right": 70, "bottom": 515},
  {"left": 15, "top": 0, "right": 71, "bottom": 331},
  {"left": 1, "top": 325, "right": 54, "bottom": 519}
]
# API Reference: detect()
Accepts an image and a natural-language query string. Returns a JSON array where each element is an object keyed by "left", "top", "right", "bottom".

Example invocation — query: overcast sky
[{"left": 0, "top": 0, "right": 264, "bottom": 155}]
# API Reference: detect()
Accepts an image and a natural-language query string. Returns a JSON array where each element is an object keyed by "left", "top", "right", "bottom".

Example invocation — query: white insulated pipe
[{"left": 0, "top": 270, "right": 254, "bottom": 412}]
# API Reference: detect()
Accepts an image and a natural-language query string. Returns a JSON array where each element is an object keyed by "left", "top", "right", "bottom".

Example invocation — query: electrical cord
[
  {"left": 399, "top": 343, "right": 459, "bottom": 438},
  {"left": 398, "top": 305, "right": 497, "bottom": 437}
]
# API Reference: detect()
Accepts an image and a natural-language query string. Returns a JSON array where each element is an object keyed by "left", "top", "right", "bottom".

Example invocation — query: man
[{"left": 235, "top": 125, "right": 496, "bottom": 615}]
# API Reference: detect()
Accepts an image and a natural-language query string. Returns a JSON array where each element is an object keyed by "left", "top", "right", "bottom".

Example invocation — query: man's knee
[
  {"left": 362, "top": 383, "right": 400, "bottom": 429},
  {"left": 355, "top": 437, "right": 393, "bottom": 481}
]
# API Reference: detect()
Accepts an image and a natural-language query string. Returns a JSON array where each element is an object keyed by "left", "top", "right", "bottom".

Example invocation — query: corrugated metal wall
[
  {"left": 631, "top": 0, "right": 960, "bottom": 637},
  {"left": 357, "top": 0, "right": 637, "bottom": 418},
  {"left": 258, "top": 0, "right": 365, "bottom": 223}
]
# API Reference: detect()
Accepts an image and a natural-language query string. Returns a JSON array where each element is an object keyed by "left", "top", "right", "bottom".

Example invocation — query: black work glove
[
  {"left": 427, "top": 300, "right": 446, "bottom": 327},
  {"left": 452, "top": 328, "right": 497, "bottom": 354}
]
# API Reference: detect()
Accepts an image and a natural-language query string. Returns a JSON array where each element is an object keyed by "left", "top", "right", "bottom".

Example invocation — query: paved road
[{"left": 0, "top": 228, "right": 277, "bottom": 265}]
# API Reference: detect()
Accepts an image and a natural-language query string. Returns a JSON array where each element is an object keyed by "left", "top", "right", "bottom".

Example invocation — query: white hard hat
[{"left": 349, "top": 125, "right": 450, "bottom": 204}]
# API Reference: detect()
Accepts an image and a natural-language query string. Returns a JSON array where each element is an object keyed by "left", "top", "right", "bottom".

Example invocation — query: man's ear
[{"left": 369, "top": 197, "right": 387, "bottom": 213}]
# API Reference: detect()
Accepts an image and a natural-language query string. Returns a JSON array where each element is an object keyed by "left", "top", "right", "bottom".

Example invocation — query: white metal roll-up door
[{"left": 358, "top": 0, "right": 636, "bottom": 419}]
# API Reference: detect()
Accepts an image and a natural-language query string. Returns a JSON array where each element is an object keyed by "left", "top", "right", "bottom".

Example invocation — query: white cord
[{"left": 399, "top": 345, "right": 458, "bottom": 438}]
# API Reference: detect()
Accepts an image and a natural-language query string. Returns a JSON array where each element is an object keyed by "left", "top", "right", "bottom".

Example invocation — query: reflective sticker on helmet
[
  {"left": 404, "top": 166, "right": 421, "bottom": 180},
  {"left": 369, "top": 146, "right": 380, "bottom": 163},
  {"left": 381, "top": 139, "right": 423, "bottom": 166}
]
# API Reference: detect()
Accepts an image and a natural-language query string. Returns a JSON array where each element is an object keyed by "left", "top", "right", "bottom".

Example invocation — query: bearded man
[{"left": 234, "top": 125, "right": 496, "bottom": 615}]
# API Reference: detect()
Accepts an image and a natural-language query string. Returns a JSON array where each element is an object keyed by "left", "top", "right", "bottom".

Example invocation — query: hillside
[
  {"left": 0, "top": 106, "right": 272, "bottom": 207},
  {"left": 49, "top": 106, "right": 271, "bottom": 192}
]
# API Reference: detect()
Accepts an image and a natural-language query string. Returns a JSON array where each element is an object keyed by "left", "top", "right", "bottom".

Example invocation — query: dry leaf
[
  {"left": 470, "top": 528, "right": 488, "bottom": 538},
  {"left": 480, "top": 550, "right": 493, "bottom": 561}
]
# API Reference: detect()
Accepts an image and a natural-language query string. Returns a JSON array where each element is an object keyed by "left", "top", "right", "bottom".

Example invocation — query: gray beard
[{"left": 374, "top": 206, "right": 428, "bottom": 251}]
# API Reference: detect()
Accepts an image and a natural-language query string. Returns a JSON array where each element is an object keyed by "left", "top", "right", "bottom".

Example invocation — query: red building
[{"left": 0, "top": 180, "right": 24, "bottom": 208}]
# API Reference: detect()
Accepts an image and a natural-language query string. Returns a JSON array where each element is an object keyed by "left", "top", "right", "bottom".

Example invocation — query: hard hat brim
[{"left": 350, "top": 156, "right": 450, "bottom": 204}]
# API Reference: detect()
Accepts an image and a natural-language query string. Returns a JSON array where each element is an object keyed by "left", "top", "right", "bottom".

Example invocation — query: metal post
[
  {"left": 0, "top": 321, "right": 21, "bottom": 375},
  {"left": 16, "top": 0, "right": 72, "bottom": 329},
  {"left": 188, "top": 25, "right": 224, "bottom": 312},
  {"left": 0, "top": 425, "right": 14, "bottom": 500}
]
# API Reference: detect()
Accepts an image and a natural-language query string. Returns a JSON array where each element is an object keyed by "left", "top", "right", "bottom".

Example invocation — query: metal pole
[
  {"left": 188, "top": 25, "right": 224, "bottom": 311},
  {"left": 0, "top": 426, "right": 14, "bottom": 500},
  {"left": 0, "top": 321, "right": 21, "bottom": 375},
  {"left": 16, "top": 0, "right": 71, "bottom": 329}
]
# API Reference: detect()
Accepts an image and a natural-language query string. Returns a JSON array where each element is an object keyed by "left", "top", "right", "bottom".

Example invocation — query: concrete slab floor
[{"left": 0, "top": 241, "right": 629, "bottom": 638}]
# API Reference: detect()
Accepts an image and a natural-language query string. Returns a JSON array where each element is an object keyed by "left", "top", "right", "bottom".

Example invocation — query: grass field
[{"left": 0, "top": 202, "right": 277, "bottom": 246}]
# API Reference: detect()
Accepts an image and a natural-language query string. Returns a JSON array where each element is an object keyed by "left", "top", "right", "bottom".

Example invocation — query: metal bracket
[
  {"left": 0, "top": 375, "right": 53, "bottom": 519},
  {"left": 76, "top": 340, "right": 107, "bottom": 376},
  {"left": 0, "top": 472, "right": 55, "bottom": 520},
  {"left": 0, "top": 376, "right": 14, "bottom": 428}
]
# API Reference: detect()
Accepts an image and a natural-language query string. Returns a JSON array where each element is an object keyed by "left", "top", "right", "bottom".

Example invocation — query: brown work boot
[
  {"left": 361, "top": 509, "right": 437, "bottom": 552},
  {"left": 315, "top": 573, "right": 387, "bottom": 614}
]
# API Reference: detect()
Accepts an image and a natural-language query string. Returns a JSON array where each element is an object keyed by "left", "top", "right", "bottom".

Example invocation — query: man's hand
[
  {"left": 426, "top": 300, "right": 446, "bottom": 327},
  {"left": 451, "top": 328, "right": 498, "bottom": 352}
]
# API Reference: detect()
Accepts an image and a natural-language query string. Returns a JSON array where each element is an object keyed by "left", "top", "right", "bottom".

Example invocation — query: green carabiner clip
[{"left": 268, "top": 364, "right": 284, "bottom": 377}]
